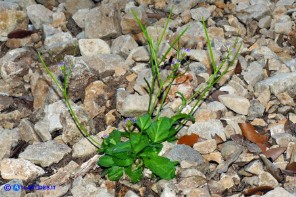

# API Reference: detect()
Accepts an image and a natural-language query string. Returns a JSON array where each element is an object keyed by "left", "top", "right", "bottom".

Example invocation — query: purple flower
[
  {"left": 181, "top": 48, "right": 190, "bottom": 53},
  {"left": 171, "top": 59, "right": 180, "bottom": 65},
  {"left": 124, "top": 117, "right": 136, "bottom": 125},
  {"left": 57, "top": 62, "right": 65, "bottom": 67}
]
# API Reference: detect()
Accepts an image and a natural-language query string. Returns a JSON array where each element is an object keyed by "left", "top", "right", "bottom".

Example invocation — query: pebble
[
  {"left": 79, "top": 39, "right": 111, "bottom": 56},
  {"left": 19, "top": 140, "right": 71, "bottom": 167},
  {"left": 193, "top": 139, "right": 217, "bottom": 154},
  {"left": 255, "top": 72, "right": 296, "bottom": 95},
  {"left": 26, "top": 4, "right": 53, "bottom": 29},
  {"left": 111, "top": 35, "right": 138, "bottom": 58},
  {"left": 259, "top": 172, "right": 279, "bottom": 187},
  {"left": 188, "top": 119, "right": 226, "bottom": 141},
  {"left": 165, "top": 144, "right": 208, "bottom": 173},
  {"left": 190, "top": 7, "right": 211, "bottom": 21},
  {"left": 262, "top": 187, "right": 294, "bottom": 197},
  {"left": 0, "top": 127, "right": 19, "bottom": 160},
  {"left": 218, "top": 94, "right": 250, "bottom": 115},
  {"left": 244, "top": 160, "right": 264, "bottom": 175},
  {"left": 85, "top": 5, "right": 121, "bottom": 39},
  {"left": 0, "top": 158, "right": 45, "bottom": 181}
]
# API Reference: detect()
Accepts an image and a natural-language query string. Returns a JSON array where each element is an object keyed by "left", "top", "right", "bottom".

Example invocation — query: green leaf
[
  {"left": 113, "top": 157, "right": 134, "bottom": 167},
  {"left": 140, "top": 144, "right": 163, "bottom": 157},
  {"left": 142, "top": 154, "right": 176, "bottom": 180},
  {"left": 125, "top": 164, "right": 143, "bottom": 183},
  {"left": 107, "top": 166, "right": 124, "bottom": 181},
  {"left": 103, "top": 130, "right": 121, "bottom": 147},
  {"left": 136, "top": 114, "right": 152, "bottom": 131},
  {"left": 105, "top": 141, "right": 132, "bottom": 159},
  {"left": 130, "top": 133, "right": 149, "bottom": 154},
  {"left": 146, "top": 117, "right": 173, "bottom": 142},
  {"left": 98, "top": 156, "right": 114, "bottom": 167}
]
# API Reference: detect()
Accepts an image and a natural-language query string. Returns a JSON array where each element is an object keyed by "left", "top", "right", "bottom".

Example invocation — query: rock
[
  {"left": 63, "top": 56, "right": 97, "bottom": 101},
  {"left": 248, "top": 99, "right": 265, "bottom": 119},
  {"left": 121, "top": 6, "right": 149, "bottom": 34},
  {"left": 125, "top": 190, "right": 140, "bottom": 197},
  {"left": 85, "top": 4, "right": 121, "bottom": 39},
  {"left": 71, "top": 176, "right": 113, "bottom": 197},
  {"left": 40, "top": 161, "right": 79, "bottom": 186},
  {"left": 72, "top": 136, "right": 101, "bottom": 159},
  {"left": 259, "top": 16, "right": 272, "bottom": 29},
  {"left": 0, "top": 9, "right": 27, "bottom": 41},
  {"left": 262, "top": 187, "right": 294, "bottom": 197},
  {"left": 0, "top": 2, "right": 20, "bottom": 10},
  {"left": 171, "top": 22, "right": 204, "bottom": 49},
  {"left": 78, "top": 54, "right": 127, "bottom": 76},
  {"left": 208, "top": 180, "right": 224, "bottom": 195},
  {"left": 83, "top": 80, "right": 107, "bottom": 118},
  {"left": 37, "top": 161, "right": 79, "bottom": 197},
  {"left": 0, "top": 127, "right": 19, "bottom": 160},
  {"left": 35, "top": 0, "right": 58, "bottom": 8},
  {"left": 79, "top": 39, "right": 111, "bottom": 57},
  {"left": 0, "top": 179, "right": 23, "bottom": 197},
  {"left": 188, "top": 119, "right": 226, "bottom": 141},
  {"left": 19, "top": 140, "right": 71, "bottom": 167},
  {"left": 60, "top": 103, "right": 96, "bottom": 145},
  {"left": 219, "top": 174, "right": 235, "bottom": 190},
  {"left": 44, "top": 32, "right": 78, "bottom": 55},
  {"left": 128, "top": 46, "right": 150, "bottom": 62},
  {"left": 228, "top": 15, "right": 247, "bottom": 36},
  {"left": 165, "top": 144, "right": 208, "bottom": 172},
  {"left": 19, "top": 119, "right": 40, "bottom": 144},
  {"left": 52, "top": 12, "right": 67, "bottom": 28},
  {"left": 117, "top": 93, "right": 150, "bottom": 117},
  {"left": 285, "top": 58, "right": 296, "bottom": 72},
  {"left": 276, "top": 0, "right": 295, "bottom": 6},
  {"left": 255, "top": 72, "right": 296, "bottom": 95},
  {"left": 64, "top": 0, "right": 95, "bottom": 15},
  {"left": 111, "top": 35, "right": 138, "bottom": 58},
  {"left": 193, "top": 139, "right": 217, "bottom": 154},
  {"left": 166, "top": 0, "right": 204, "bottom": 15},
  {"left": 72, "top": 8, "right": 89, "bottom": 28},
  {"left": 236, "top": 2, "right": 272, "bottom": 24},
  {"left": 190, "top": 7, "right": 211, "bottom": 21},
  {"left": 187, "top": 188, "right": 211, "bottom": 197},
  {"left": 244, "top": 160, "right": 264, "bottom": 175},
  {"left": 177, "top": 176, "right": 207, "bottom": 193},
  {"left": 242, "top": 61, "right": 264, "bottom": 85},
  {"left": 26, "top": 4, "right": 53, "bottom": 29},
  {"left": 259, "top": 172, "right": 279, "bottom": 187},
  {"left": 34, "top": 100, "right": 68, "bottom": 141},
  {"left": 188, "top": 49, "right": 221, "bottom": 70},
  {"left": 0, "top": 158, "right": 45, "bottom": 181},
  {"left": 203, "top": 152, "right": 223, "bottom": 164},
  {"left": 274, "top": 21, "right": 293, "bottom": 35},
  {"left": 219, "top": 94, "right": 250, "bottom": 115},
  {"left": 6, "top": 36, "right": 34, "bottom": 49},
  {"left": 276, "top": 92, "right": 295, "bottom": 106},
  {"left": 189, "top": 62, "right": 208, "bottom": 75},
  {"left": 30, "top": 75, "right": 50, "bottom": 110}
]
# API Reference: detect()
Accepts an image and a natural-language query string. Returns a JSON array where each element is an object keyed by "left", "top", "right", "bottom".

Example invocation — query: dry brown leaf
[
  {"left": 263, "top": 147, "right": 286, "bottom": 162},
  {"left": 177, "top": 133, "right": 199, "bottom": 147},
  {"left": 243, "top": 186, "right": 273, "bottom": 196},
  {"left": 234, "top": 60, "right": 242, "bottom": 74},
  {"left": 286, "top": 162, "right": 296, "bottom": 173},
  {"left": 239, "top": 122, "right": 269, "bottom": 144}
]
